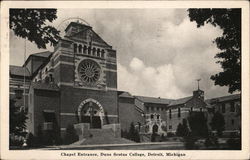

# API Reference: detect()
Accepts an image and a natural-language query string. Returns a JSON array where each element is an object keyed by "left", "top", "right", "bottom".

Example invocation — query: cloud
[
  {"left": 118, "top": 58, "right": 185, "bottom": 99},
  {"left": 10, "top": 8, "right": 230, "bottom": 99}
]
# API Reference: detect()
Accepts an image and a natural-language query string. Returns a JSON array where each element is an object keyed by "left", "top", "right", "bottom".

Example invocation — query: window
[
  {"left": 190, "top": 107, "right": 193, "bottom": 112},
  {"left": 101, "top": 50, "right": 105, "bottom": 57},
  {"left": 151, "top": 114, "right": 154, "bottom": 119},
  {"left": 97, "top": 48, "right": 100, "bottom": 57},
  {"left": 178, "top": 108, "right": 181, "bottom": 118},
  {"left": 169, "top": 125, "right": 172, "bottom": 129},
  {"left": 231, "top": 119, "right": 235, "bottom": 125},
  {"left": 222, "top": 103, "right": 226, "bottom": 113},
  {"left": 200, "top": 108, "right": 203, "bottom": 112},
  {"left": 157, "top": 107, "right": 159, "bottom": 111},
  {"left": 146, "top": 106, "right": 149, "bottom": 112},
  {"left": 73, "top": 44, "right": 77, "bottom": 53},
  {"left": 151, "top": 107, "right": 154, "bottom": 111},
  {"left": 230, "top": 102, "right": 235, "bottom": 112},
  {"left": 88, "top": 46, "right": 91, "bottom": 55},
  {"left": 169, "top": 109, "right": 172, "bottom": 119},
  {"left": 78, "top": 59, "right": 101, "bottom": 84},
  {"left": 83, "top": 45, "right": 87, "bottom": 54},
  {"left": 78, "top": 45, "right": 82, "bottom": 53},
  {"left": 157, "top": 114, "right": 160, "bottom": 119},
  {"left": 92, "top": 48, "right": 96, "bottom": 56}
]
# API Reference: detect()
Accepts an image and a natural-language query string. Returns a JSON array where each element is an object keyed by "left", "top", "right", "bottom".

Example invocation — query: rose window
[{"left": 78, "top": 59, "right": 101, "bottom": 84}]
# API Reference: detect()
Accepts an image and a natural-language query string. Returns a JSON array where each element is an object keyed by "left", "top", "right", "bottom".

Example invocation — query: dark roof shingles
[
  {"left": 168, "top": 96, "right": 193, "bottom": 106},
  {"left": 135, "top": 96, "right": 173, "bottom": 104},
  {"left": 10, "top": 65, "right": 30, "bottom": 77}
]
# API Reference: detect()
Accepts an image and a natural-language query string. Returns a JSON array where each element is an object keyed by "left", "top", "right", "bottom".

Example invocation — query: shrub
[
  {"left": 184, "top": 135, "right": 198, "bottom": 149},
  {"left": 64, "top": 124, "right": 79, "bottom": 145},
  {"left": 227, "top": 138, "right": 241, "bottom": 150}
]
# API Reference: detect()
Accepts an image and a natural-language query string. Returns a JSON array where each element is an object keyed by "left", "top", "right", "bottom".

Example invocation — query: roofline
[
  {"left": 205, "top": 94, "right": 241, "bottom": 102},
  {"left": 30, "top": 52, "right": 53, "bottom": 78}
]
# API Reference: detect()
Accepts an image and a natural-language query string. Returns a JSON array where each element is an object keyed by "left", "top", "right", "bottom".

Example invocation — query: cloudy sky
[{"left": 10, "top": 8, "right": 231, "bottom": 99}]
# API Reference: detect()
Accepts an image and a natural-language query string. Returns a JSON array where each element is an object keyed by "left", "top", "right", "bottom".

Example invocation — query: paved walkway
[{"left": 37, "top": 141, "right": 185, "bottom": 150}]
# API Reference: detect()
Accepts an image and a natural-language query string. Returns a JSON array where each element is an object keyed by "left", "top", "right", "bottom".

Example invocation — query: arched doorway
[
  {"left": 78, "top": 98, "right": 104, "bottom": 129},
  {"left": 152, "top": 124, "right": 158, "bottom": 134}
]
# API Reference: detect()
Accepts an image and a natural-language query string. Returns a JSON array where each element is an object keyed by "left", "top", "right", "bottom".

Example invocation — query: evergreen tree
[
  {"left": 210, "top": 111, "right": 225, "bottom": 136},
  {"left": 9, "top": 99, "right": 27, "bottom": 137},
  {"left": 176, "top": 123, "right": 184, "bottom": 136},
  {"left": 188, "top": 111, "right": 208, "bottom": 137},
  {"left": 176, "top": 119, "right": 190, "bottom": 137},
  {"left": 128, "top": 122, "right": 140, "bottom": 142}
]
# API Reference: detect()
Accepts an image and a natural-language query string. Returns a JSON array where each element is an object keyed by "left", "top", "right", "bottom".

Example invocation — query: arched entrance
[
  {"left": 77, "top": 98, "right": 104, "bottom": 129},
  {"left": 152, "top": 124, "right": 159, "bottom": 134}
]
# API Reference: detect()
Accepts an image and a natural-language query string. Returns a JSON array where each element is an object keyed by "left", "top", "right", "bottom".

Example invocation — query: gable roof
[
  {"left": 31, "top": 82, "right": 59, "bottom": 91},
  {"left": 32, "top": 51, "right": 52, "bottom": 58},
  {"left": 10, "top": 65, "right": 30, "bottom": 77},
  {"left": 168, "top": 96, "right": 193, "bottom": 106},
  {"left": 205, "top": 94, "right": 241, "bottom": 104},
  {"left": 135, "top": 96, "right": 173, "bottom": 105}
]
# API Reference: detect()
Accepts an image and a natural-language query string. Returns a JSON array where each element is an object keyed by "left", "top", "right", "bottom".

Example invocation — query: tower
[{"left": 52, "top": 21, "right": 119, "bottom": 135}]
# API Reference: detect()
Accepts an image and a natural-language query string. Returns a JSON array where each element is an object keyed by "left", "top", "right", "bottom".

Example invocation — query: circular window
[{"left": 78, "top": 59, "right": 101, "bottom": 84}]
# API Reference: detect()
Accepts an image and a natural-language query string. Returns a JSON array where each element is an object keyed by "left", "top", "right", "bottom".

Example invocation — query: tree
[
  {"left": 9, "top": 99, "right": 27, "bottom": 137},
  {"left": 210, "top": 111, "right": 225, "bottom": 136},
  {"left": 10, "top": 9, "right": 60, "bottom": 49},
  {"left": 176, "top": 119, "right": 190, "bottom": 137},
  {"left": 128, "top": 122, "right": 140, "bottom": 142},
  {"left": 188, "top": 9, "right": 241, "bottom": 93},
  {"left": 188, "top": 111, "right": 208, "bottom": 137}
]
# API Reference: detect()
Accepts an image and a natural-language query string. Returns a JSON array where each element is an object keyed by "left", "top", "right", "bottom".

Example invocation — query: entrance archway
[
  {"left": 77, "top": 98, "right": 104, "bottom": 128},
  {"left": 152, "top": 124, "right": 159, "bottom": 133}
]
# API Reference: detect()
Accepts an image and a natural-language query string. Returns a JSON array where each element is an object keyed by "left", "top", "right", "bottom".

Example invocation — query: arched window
[
  {"left": 101, "top": 49, "right": 105, "bottom": 58},
  {"left": 83, "top": 45, "right": 87, "bottom": 54},
  {"left": 73, "top": 43, "right": 77, "bottom": 53},
  {"left": 97, "top": 48, "right": 100, "bottom": 57},
  {"left": 88, "top": 46, "right": 91, "bottom": 55},
  {"left": 178, "top": 108, "right": 181, "bottom": 118},
  {"left": 169, "top": 109, "right": 172, "bottom": 119},
  {"left": 78, "top": 44, "right": 82, "bottom": 53},
  {"left": 92, "top": 48, "right": 96, "bottom": 56},
  {"left": 150, "top": 114, "right": 154, "bottom": 119},
  {"left": 157, "top": 114, "right": 160, "bottom": 119}
]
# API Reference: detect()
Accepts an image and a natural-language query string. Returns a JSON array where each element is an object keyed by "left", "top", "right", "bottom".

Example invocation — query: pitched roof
[
  {"left": 135, "top": 96, "right": 173, "bottom": 105},
  {"left": 32, "top": 51, "right": 52, "bottom": 58},
  {"left": 31, "top": 82, "right": 59, "bottom": 91},
  {"left": 168, "top": 96, "right": 193, "bottom": 106},
  {"left": 205, "top": 94, "right": 241, "bottom": 104},
  {"left": 118, "top": 91, "right": 134, "bottom": 98},
  {"left": 10, "top": 65, "right": 30, "bottom": 77}
]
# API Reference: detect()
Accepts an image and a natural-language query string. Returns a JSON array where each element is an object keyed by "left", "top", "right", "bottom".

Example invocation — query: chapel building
[{"left": 9, "top": 21, "right": 241, "bottom": 142}]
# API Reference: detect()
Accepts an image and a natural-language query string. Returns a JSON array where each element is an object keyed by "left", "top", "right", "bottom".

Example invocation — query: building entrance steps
[{"left": 71, "top": 128, "right": 133, "bottom": 145}]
